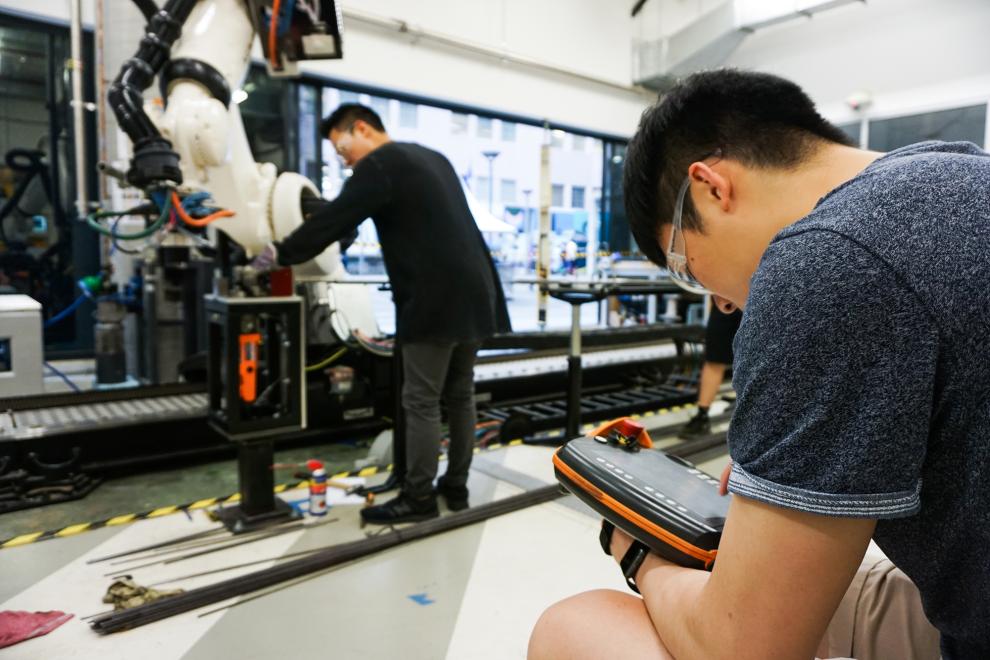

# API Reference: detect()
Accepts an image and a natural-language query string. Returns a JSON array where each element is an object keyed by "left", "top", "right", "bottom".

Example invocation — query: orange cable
[
  {"left": 171, "top": 191, "right": 235, "bottom": 228},
  {"left": 269, "top": 0, "right": 282, "bottom": 69}
]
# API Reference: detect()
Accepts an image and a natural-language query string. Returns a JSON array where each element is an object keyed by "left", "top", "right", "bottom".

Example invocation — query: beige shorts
[{"left": 817, "top": 543, "right": 941, "bottom": 660}]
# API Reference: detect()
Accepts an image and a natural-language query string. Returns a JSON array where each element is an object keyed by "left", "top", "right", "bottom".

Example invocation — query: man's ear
[{"left": 688, "top": 161, "right": 732, "bottom": 213}]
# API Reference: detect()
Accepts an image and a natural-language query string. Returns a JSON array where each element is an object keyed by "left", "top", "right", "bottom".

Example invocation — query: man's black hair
[
  {"left": 623, "top": 69, "right": 854, "bottom": 268},
  {"left": 320, "top": 103, "right": 386, "bottom": 136}
]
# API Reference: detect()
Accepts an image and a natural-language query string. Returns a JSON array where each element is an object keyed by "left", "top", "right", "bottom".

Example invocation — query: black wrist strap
[
  {"left": 601, "top": 520, "right": 651, "bottom": 594},
  {"left": 620, "top": 540, "right": 651, "bottom": 594},
  {"left": 600, "top": 520, "right": 615, "bottom": 556}
]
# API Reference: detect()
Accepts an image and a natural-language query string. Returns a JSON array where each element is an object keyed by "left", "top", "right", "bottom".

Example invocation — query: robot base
[{"left": 213, "top": 497, "right": 300, "bottom": 534}]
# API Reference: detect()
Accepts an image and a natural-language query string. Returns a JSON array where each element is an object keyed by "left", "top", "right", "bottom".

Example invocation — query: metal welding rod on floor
[
  {"left": 103, "top": 520, "right": 313, "bottom": 575},
  {"left": 103, "top": 516, "right": 315, "bottom": 566},
  {"left": 86, "top": 525, "right": 229, "bottom": 564},
  {"left": 89, "top": 484, "right": 564, "bottom": 634}
]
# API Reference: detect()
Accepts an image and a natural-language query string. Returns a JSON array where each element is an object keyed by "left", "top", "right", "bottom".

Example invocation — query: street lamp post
[{"left": 482, "top": 150, "right": 500, "bottom": 213}]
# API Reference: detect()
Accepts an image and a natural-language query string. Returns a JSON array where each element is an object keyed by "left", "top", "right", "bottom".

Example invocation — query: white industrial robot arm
[{"left": 131, "top": 0, "right": 343, "bottom": 277}]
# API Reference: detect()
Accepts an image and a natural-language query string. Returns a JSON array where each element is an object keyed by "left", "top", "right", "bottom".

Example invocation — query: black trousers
[{"left": 401, "top": 341, "right": 480, "bottom": 497}]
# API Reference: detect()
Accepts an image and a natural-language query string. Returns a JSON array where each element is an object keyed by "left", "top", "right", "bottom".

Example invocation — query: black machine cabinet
[
  {"left": 205, "top": 295, "right": 306, "bottom": 531},
  {"left": 206, "top": 295, "right": 305, "bottom": 439},
  {"left": 554, "top": 419, "right": 728, "bottom": 570}
]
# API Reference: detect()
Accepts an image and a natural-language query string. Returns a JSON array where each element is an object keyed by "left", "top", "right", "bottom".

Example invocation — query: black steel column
[{"left": 238, "top": 441, "right": 276, "bottom": 516}]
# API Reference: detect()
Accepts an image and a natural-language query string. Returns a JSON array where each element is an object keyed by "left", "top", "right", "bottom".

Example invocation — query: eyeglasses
[
  {"left": 665, "top": 176, "right": 709, "bottom": 295},
  {"left": 665, "top": 149, "right": 723, "bottom": 295},
  {"left": 333, "top": 123, "right": 356, "bottom": 159}
]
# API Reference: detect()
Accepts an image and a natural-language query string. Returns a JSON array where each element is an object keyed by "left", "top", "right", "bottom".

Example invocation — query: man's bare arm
[{"left": 618, "top": 495, "right": 876, "bottom": 659}]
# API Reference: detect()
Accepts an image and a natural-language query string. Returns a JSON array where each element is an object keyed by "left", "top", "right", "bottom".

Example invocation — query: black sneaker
[
  {"left": 360, "top": 492, "right": 439, "bottom": 525},
  {"left": 679, "top": 410, "right": 711, "bottom": 439},
  {"left": 436, "top": 477, "right": 469, "bottom": 511}
]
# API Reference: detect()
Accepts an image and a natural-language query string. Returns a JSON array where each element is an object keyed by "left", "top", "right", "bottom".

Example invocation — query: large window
[
  {"left": 451, "top": 112, "right": 469, "bottom": 135},
  {"left": 602, "top": 142, "right": 632, "bottom": 254},
  {"left": 312, "top": 82, "right": 611, "bottom": 279},
  {"left": 477, "top": 116, "right": 493, "bottom": 139},
  {"left": 399, "top": 102, "right": 418, "bottom": 128},
  {"left": 836, "top": 121, "right": 861, "bottom": 147},
  {"left": 240, "top": 68, "right": 295, "bottom": 173},
  {"left": 571, "top": 186, "right": 585, "bottom": 209},
  {"left": 501, "top": 179, "right": 517, "bottom": 204},
  {"left": 867, "top": 105, "right": 987, "bottom": 151},
  {"left": 298, "top": 84, "right": 321, "bottom": 186},
  {"left": 368, "top": 96, "right": 390, "bottom": 123},
  {"left": 475, "top": 176, "right": 491, "bottom": 207}
]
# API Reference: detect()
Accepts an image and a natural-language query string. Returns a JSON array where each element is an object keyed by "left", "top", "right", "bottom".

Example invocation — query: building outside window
[
  {"left": 368, "top": 96, "right": 390, "bottom": 124},
  {"left": 571, "top": 186, "right": 585, "bottom": 209},
  {"left": 477, "top": 116, "right": 493, "bottom": 138},
  {"left": 551, "top": 129, "right": 566, "bottom": 149},
  {"left": 501, "top": 179, "right": 517, "bottom": 204},
  {"left": 501, "top": 120, "right": 516, "bottom": 141},
  {"left": 451, "top": 112, "right": 469, "bottom": 135},
  {"left": 399, "top": 101, "right": 418, "bottom": 128},
  {"left": 551, "top": 184, "right": 565, "bottom": 207},
  {"left": 475, "top": 176, "right": 491, "bottom": 205},
  {"left": 338, "top": 90, "right": 360, "bottom": 105},
  {"left": 572, "top": 134, "right": 586, "bottom": 151}
]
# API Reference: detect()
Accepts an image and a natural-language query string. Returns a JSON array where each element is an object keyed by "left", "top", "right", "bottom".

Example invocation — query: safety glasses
[{"left": 665, "top": 176, "right": 709, "bottom": 295}]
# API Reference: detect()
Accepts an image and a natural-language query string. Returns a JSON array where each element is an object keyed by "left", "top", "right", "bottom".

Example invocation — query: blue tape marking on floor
[{"left": 407, "top": 593, "right": 435, "bottom": 606}]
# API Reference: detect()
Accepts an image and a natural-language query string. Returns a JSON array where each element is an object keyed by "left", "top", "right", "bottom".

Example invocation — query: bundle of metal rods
[{"left": 90, "top": 485, "right": 564, "bottom": 633}]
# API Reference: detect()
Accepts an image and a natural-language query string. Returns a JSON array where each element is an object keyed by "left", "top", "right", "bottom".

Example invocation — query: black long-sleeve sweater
[{"left": 276, "top": 142, "right": 511, "bottom": 343}]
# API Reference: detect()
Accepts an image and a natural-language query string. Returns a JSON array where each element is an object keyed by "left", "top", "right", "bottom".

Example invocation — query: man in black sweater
[{"left": 251, "top": 104, "right": 511, "bottom": 524}]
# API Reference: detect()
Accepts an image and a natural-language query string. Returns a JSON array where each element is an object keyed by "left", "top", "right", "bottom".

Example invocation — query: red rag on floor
[{"left": 0, "top": 610, "right": 74, "bottom": 649}]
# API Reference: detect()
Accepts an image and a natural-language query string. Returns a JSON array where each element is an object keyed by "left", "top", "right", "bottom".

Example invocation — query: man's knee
[
  {"left": 529, "top": 590, "right": 649, "bottom": 660},
  {"left": 402, "top": 384, "right": 442, "bottom": 415},
  {"left": 529, "top": 592, "right": 595, "bottom": 660},
  {"left": 442, "top": 385, "right": 474, "bottom": 409}
]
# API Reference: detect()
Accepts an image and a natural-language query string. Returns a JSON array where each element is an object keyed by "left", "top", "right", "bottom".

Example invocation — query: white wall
[
  {"left": 0, "top": 0, "right": 654, "bottom": 137},
  {"left": 721, "top": 0, "right": 990, "bottom": 127},
  {"left": 298, "top": 0, "right": 653, "bottom": 136}
]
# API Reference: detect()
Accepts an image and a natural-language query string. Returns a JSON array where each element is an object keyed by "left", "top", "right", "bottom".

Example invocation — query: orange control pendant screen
[{"left": 239, "top": 333, "right": 261, "bottom": 403}]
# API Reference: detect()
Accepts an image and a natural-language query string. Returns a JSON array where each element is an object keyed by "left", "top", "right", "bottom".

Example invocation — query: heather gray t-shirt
[{"left": 726, "top": 141, "right": 990, "bottom": 658}]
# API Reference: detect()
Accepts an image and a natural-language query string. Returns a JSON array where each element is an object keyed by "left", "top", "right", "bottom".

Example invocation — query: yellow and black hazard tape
[
  {"left": 0, "top": 405, "right": 700, "bottom": 550},
  {"left": 0, "top": 437, "right": 536, "bottom": 550}
]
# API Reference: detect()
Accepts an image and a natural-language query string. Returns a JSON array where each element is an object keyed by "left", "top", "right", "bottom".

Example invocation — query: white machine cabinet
[{"left": 0, "top": 294, "right": 44, "bottom": 397}]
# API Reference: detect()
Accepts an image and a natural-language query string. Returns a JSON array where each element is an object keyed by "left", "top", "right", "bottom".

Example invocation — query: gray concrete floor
[{"left": 0, "top": 440, "right": 372, "bottom": 539}]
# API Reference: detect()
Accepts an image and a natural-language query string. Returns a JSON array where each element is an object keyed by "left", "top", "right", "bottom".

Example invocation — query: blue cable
[
  {"left": 44, "top": 361, "right": 81, "bottom": 393},
  {"left": 43, "top": 293, "right": 87, "bottom": 328},
  {"left": 43, "top": 280, "right": 95, "bottom": 329}
]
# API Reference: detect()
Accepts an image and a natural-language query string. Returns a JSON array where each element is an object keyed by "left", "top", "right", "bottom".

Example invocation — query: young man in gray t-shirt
[{"left": 529, "top": 70, "right": 989, "bottom": 659}]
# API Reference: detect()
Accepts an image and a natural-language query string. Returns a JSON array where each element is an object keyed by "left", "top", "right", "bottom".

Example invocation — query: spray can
[{"left": 308, "top": 460, "right": 328, "bottom": 516}]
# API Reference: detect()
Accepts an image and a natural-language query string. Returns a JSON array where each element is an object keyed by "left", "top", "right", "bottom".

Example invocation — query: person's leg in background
[
  {"left": 361, "top": 341, "right": 453, "bottom": 524},
  {"left": 437, "top": 342, "right": 481, "bottom": 510},
  {"left": 680, "top": 307, "right": 742, "bottom": 439}
]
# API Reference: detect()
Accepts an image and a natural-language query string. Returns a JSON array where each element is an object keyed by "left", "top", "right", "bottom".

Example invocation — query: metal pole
[
  {"left": 70, "top": 0, "right": 88, "bottom": 219},
  {"left": 482, "top": 150, "right": 499, "bottom": 213},
  {"left": 537, "top": 126, "right": 551, "bottom": 330},
  {"left": 566, "top": 302, "right": 582, "bottom": 438}
]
